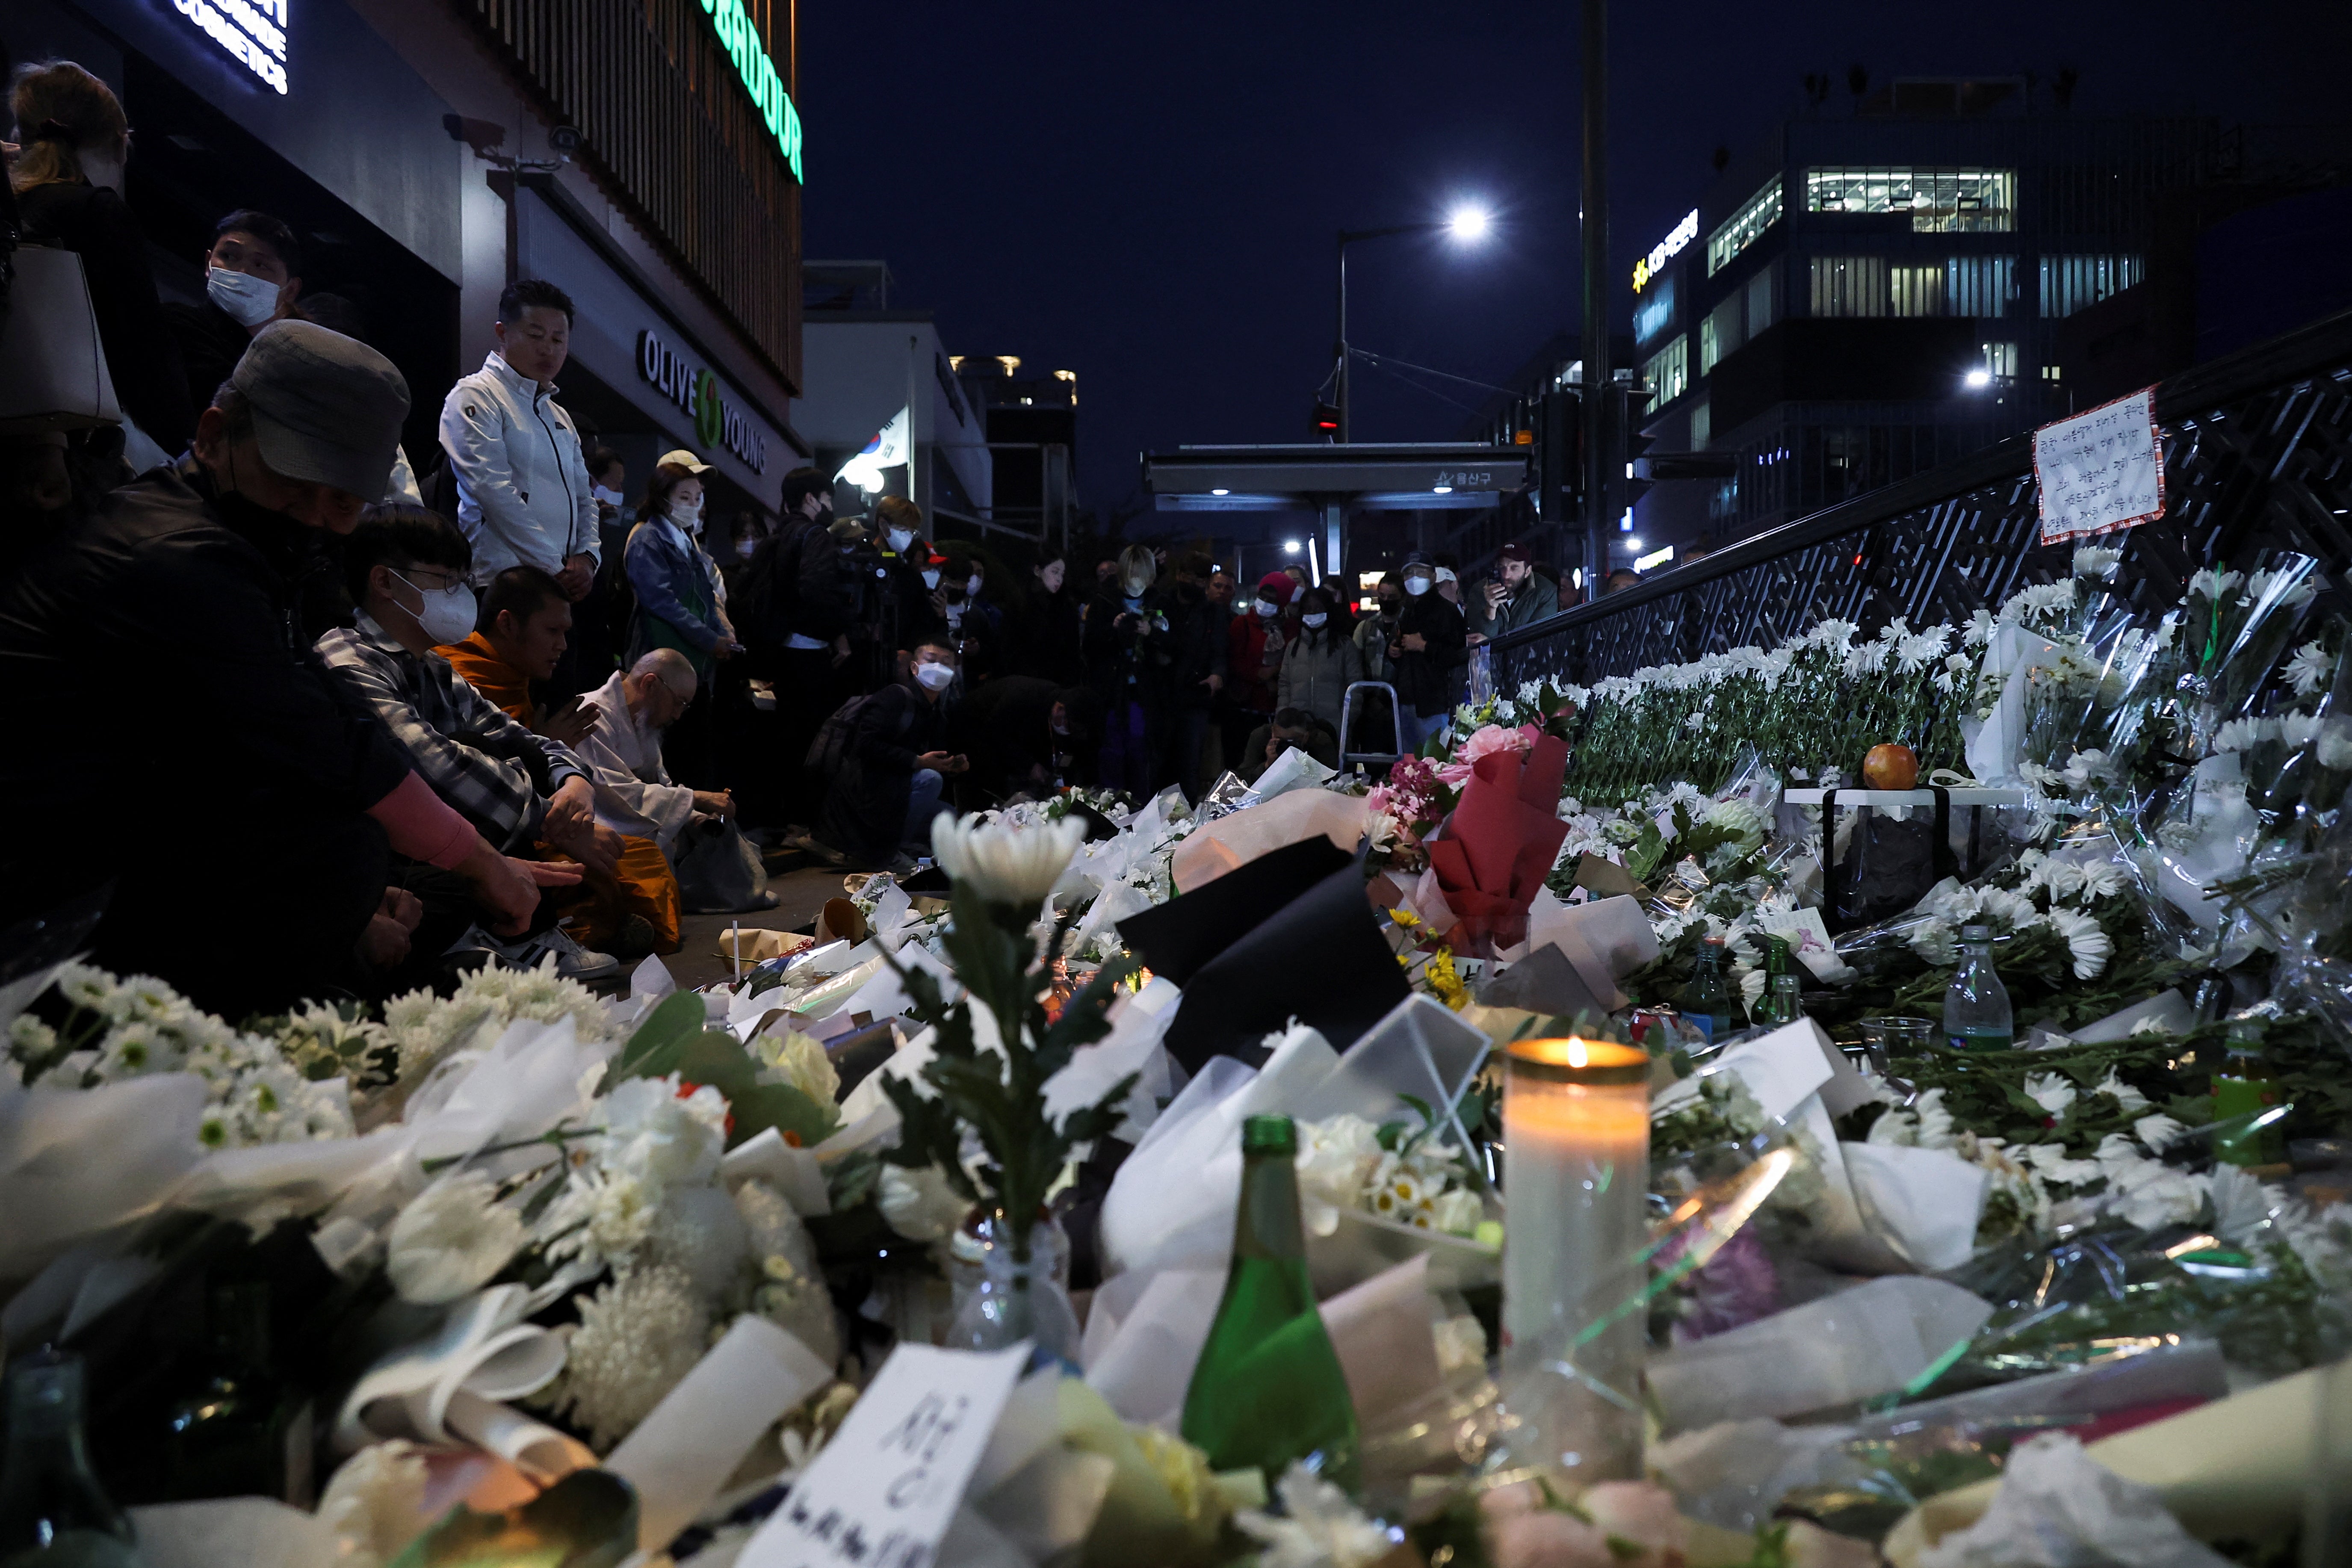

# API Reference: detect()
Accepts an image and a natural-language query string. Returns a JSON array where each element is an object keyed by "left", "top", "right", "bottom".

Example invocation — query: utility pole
[
  {"left": 1334, "top": 238, "right": 1351, "bottom": 442},
  {"left": 1580, "top": 0, "right": 1611, "bottom": 603}
]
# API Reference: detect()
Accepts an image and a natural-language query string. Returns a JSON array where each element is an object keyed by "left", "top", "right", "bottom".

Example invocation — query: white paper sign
[
  {"left": 2033, "top": 387, "right": 2163, "bottom": 545},
  {"left": 740, "top": 1341, "right": 1031, "bottom": 1568}
]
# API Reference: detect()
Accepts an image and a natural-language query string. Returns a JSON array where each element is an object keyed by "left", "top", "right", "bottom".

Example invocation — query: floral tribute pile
[{"left": 3, "top": 540, "right": 2350, "bottom": 1568}]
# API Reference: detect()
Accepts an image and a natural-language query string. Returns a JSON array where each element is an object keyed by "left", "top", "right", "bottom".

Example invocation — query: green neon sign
[{"left": 701, "top": 0, "right": 803, "bottom": 183}]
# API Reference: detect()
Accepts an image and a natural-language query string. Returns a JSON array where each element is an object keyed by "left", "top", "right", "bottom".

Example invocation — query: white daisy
[
  {"left": 2045, "top": 907, "right": 2113, "bottom": 979},
  {"left": 2286, "top": 640, "right": 2334, "bottom": 699}
]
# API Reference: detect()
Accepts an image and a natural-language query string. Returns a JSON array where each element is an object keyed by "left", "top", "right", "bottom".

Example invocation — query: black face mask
[{"left": 1174, "top": 582, "right": 1203, "bottom": 605}]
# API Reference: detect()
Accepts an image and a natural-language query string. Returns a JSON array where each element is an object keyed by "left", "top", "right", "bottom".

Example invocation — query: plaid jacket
[{"left": 316, "top": 614, "right": 587, "bottom": 850}]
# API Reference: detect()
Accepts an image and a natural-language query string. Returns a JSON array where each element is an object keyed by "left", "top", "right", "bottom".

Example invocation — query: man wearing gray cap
[{"left": 0, "top": 321, "right": 577, "bottom": 1016}]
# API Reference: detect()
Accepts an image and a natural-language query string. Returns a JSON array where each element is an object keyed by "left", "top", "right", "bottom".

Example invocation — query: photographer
[
  {"left": 1470, "top": 542, "right": 1558, "bottom": 640},
  {"left": 1085, "top": 544, "right": 1171, "bottom": 796}
]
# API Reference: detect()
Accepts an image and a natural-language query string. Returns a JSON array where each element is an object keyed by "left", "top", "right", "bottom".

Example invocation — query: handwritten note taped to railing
[
  {"left": 739, "top": 1342, "right": 1029, "bottom": 1568},
  {"left": 2033, "top": 387, "right": 2164, "bottom": 546}
]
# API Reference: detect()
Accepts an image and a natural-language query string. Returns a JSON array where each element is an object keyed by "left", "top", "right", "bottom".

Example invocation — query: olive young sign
[
  {"left": 640, "top": 330, "right": 769, "bottom": 475},
  {"left": 701, "top": 0, "right": 804, "bottom": 183},
  {"left": 1631, "top": 208, "right": 1699, "bottom": 293},
  {"left": 173, "top": 0, "right": 289, "bottom": 94}
]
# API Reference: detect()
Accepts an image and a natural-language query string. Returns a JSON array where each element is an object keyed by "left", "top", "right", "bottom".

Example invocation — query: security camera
[
  {"left": 549, "top": 124, "right": 584, "bottom": 157},
  {"left": 442, "top": 114, "right": 507, "bottom": 159}
]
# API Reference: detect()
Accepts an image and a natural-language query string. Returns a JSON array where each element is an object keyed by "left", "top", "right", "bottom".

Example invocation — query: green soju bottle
[
  {"left": 1762, "top": 972, "right": 1804, "bottom": 1027},
  {"left": 1181, "top": 1115, "right": 1361, "bottom": 1494},
  {"left": 2212, "top": 1020, "right": 2285, "bottom": 1169},
  {"left": 1685, "top": 937, "right": 1734, "bottom": 1045},
  {"left": 161, "top": 1285, "right": 309, "bottom": 1506},
  {"left": 0, "top": 1350, "right": 140, "bottom": 1568}
]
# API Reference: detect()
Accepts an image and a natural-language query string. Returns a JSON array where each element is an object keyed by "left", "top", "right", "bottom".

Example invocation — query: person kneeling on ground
[
  {"left": 1239, "top": 706, "right": 1340, "bottom": 784},
  {"left": 439, "top": 566, "right": 697, "bottom": 956},
  {"left": 577, "top": 650, "right": 741, "bottom": 909},
  {"left": 814, "top": 639, "right": 968, "bottom": 871},
  {"left": 318, "top": 505, "right": 636, "bottom": 979}
]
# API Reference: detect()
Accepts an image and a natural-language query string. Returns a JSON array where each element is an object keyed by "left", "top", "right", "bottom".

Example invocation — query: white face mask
[
  {"left": 1404, "top": 576, "right": 1432, "bottom": 596},
  {"left": 965, "top": 574, "right": 984, "bottom": 598},
  {"left": 1253, "top": 599, "right": 1278, "bottom": 618},
  {"left": 666, "top": 498, "right": 703, "bottom": 534},
  {"left": 913, "top": 660, "right": 956, "bottom": 692},
  {"left": 736, "top": 538, "right": 759, "bottom": 560},
  {"left": 392, "top": 571, "right": 476, "bottom": 645},
  {"left": 921, "top": 568, "right": 941, "bottom": 591},
  {"left": 1301, "top": 611, "right": 1328, "bottom": 629},
  {"left": 886, "top": 527, "right": 916, "bottom": 553},
  {"left": 592, "top": 484, "right": 624, "bottom": 508},
  {"left": 207, "top": 266, "right": 281, "bottom": 329}
]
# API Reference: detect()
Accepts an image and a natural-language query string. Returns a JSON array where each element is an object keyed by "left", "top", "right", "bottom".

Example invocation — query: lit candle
[{"left": 1501, "top": 1036, "right": 1650, "bottom": 1479}]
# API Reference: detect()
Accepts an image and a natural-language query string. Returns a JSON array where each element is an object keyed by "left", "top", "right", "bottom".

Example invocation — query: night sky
[{"left": 798, "top": 1, "right": 2348, "bottom": 523}]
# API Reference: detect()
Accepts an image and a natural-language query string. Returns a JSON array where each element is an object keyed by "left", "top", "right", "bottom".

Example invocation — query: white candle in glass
[{"left": 1501, "top": 1036, "right": 1651, "bottom": 1479}]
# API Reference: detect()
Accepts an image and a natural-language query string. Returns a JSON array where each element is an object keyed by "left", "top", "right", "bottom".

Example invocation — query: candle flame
[{"left": 1566, "top": 1036, "right": 1589, "bottom": 1068}]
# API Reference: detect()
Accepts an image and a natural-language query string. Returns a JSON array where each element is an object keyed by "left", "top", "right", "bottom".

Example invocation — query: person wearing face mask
[
  {"left": 9, "top": 60, "right": 195, "bottom": 457},
  {"left": 939, "top": 549, "right": 1005, "bottom": 679},
  {"left": 437, "top": 280, "right": 603, "bottom": 631},
  {"left": 564, "top": 445, "right": 630, "bottom": 693},
  {"left": 162, "top": 208, "right": 305, "bottom": 439},
  {"left": 1156, "top": 551, "right": 1230, "bottom": 803},
  {"left": 623, "top": 455, "right": 741, "bottom": 787},
  {"left": 320, "top": 505, "right": 638, "bottom": 976},
  {"left": 866, "top": 493, "right": 946, "bottom": 654},
  {"left": 0, "top": 322, "right": 579, "bottom": 1012},
  {"left": 1384, "top": 554, "right": 1466, "bottom": 751},
  {"left": 812, "top": 639, "right": 969, "bottom": 871},
  {"left": 1220, "top": 570, "right": 1290, "bottom": 765},
  {"left": 1084, "top": 543, "right": 1173, "bottom": 797},
  {"left": 1276, "top": 584, "right": 1364, "bottom": 737}
]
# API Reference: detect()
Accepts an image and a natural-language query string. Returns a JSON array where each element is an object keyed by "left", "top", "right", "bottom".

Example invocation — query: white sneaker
[{"left": 446, "top": 923, "right": 621, "bottom": 983}]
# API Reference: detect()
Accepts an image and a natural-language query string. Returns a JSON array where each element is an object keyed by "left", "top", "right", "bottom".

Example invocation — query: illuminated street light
[
  {"left": 1964, "top": 366, "right": 1993, "bottom": 390},
  {"left": 1283, "top": 539, "right": 1302, "bottom": 554},
  {"left": 1446, "top": 204, "right": 1492, "bottom": 242}
]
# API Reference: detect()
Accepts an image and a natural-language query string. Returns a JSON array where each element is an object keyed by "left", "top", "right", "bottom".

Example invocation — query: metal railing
[{"left": 1488, "top": 307, "right": 2352, "bottom": 691}]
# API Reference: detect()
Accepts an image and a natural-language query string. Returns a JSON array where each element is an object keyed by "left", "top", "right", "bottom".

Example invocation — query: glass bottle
[
  {"left": 0, "top": 1349, "right": 140, "bottom": 1567},
  {"left": 1181, "top": 1116, "right": 1361, "bottom": 1494},
  {"left": 945, "top": 1210, "right": 1083, "bottom": 1371},
  {"left": 160, "top": 1284, "right": 307, "bottom": 1506},
  {"left": 1762, "top": 972, "right": 1804, "bottom": 1027},
  {"left": 2212, "top": 1020, "right": 2285, "bottom": 1168},
  {"left": 1943, "top": 924, "right": 2014, "bottom": 1051},
  {"left": 1684, "top": 938, "right": 1733, "bottom": 1045}
]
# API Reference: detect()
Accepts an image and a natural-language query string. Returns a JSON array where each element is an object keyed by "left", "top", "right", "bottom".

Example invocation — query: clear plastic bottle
[
  {"left": 0, "top": 1349, "right": 140, "bottom": 1566},
  {"left": 1943, "top": 924, "right": 2014, "bottom": 1050}
]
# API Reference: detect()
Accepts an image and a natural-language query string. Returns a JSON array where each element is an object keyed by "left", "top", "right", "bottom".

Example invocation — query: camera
[{"left": 549, "top": 124, "right": 584, "bottom": 157}]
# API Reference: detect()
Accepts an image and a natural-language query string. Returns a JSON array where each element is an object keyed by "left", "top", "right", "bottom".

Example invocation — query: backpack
[{"left": 804, "top": 691, "right": 880, "bottom": 781}]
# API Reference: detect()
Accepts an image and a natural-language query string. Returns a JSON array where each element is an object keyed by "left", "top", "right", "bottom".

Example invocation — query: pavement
[{"left": 667, "top": 862, "right": 856, "bottom": 991}]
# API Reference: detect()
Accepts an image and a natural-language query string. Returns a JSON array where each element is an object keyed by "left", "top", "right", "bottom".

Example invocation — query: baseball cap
[
  {"left": 657, "top": 448, "right": 714, "bottom": 475},
  {"left": 231, "top": 320, "right": 409, "bottom": 501},
  {"left": 1435, "top": 566, "right": 1459, "bottom": 584},
  {"left": 1498, "top": 542, "right": 1534, "bottom": 565}
]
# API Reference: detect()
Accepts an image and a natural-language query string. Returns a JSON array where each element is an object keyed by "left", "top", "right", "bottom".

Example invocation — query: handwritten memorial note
[
  {"left": 739, "top": 1341, "right": 1030, "bottom": 1568},
  {"left": 2033, "top": 387, "right": 2163, "bottom": 545}
]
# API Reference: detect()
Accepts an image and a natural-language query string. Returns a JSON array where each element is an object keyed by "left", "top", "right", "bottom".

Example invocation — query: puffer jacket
[
  {"left": 437, "top": 351, "right": 600, "bottom": 583},
  {"left": 1276, "top": 626, "right": 1364, "bottom": 733}
]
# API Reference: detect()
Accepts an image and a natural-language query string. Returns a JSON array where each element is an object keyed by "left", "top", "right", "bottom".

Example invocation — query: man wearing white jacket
[{"left": 437, "top": 279, "right": 600, "bottom": 603}]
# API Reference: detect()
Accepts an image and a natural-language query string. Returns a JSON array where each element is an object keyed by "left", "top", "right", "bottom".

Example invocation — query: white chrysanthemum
[
  {"left": 601, "top": 1076, "right": 727, "bottom": 1189},
  {"left": 2045, "top": 907, "right": 2112, "bottom": 979},
  {"left": 1434, "top": 1314, "right": 1488, "bottom": 1375},
  {"left": 2093, "top": 1069, "right": 2150, "bottom": 1115},
  {"left": 2076, "top": 859, "right": 2129, "bottom": 904},
  {"left": 2321, "top": 724, "right": 2352, "bottom": 772},
  {"left": 2287, "top": 639, "right": 2334, "bottom": 699},
  {"left": 2246, "top": 566, "right": 2319, "bottom": 611},
  {"left": 386, "top": 1170, "right": 528, "bottom": 1304},
  {"left": 2024, "top": 1073, "right": 2077, "bottom": 1119},
  {"left": 932, "top": 812, "right": 1085, "bottom": 907},
  {"left": 1977, "top": 887, "right": 2039, "bottom": 930},
  {"left": 2036, "top": 860, "right": 2086, "bottom": 902},
  {"left": 1295, "top": 1114, "right": 1386, "bottom": 1235},
  {"left": 755, "top": 1028, "right": 840, "bottom": 1107},
  {"left": 1236, "top": 1463, "right": 1397, "bottom": 1568},
  {"left": 2021, "top": 1141, "right": 2105, "bottom": 1187},
  {"left": 2072, "top": 545, "right": 2122, "bottom": 580},
  {"left": 878, "top": 1161, "right": 972, "bottom": 1242},
  {"left": 317, "top": 1439, "right": 433, "bottom": 1568},
  {"left": 1429, "top": 1186, "right": 1484, "bottom": 1237},
  {"left": 1963, "top": 608, "right": 1996, "bottom": 648},
  {"left": 2281, "top": 712, "right": 2323, "bottom": 752},
  {"left": 547, "top": 1265, "right": 710, "bottom": 1451},
  {"left": 382, "top": 956, "right": 618, "bottom": 1080},
  {"left": 2212, "top": 715, "right": 2274, "bottom": 753},
  {"left": 1909, "top": 917, "right": 1959, "bottom": 966},
  {"left": 2133, "top": 1113, "right": 2189, "bottom": 1153},
  {"left": 2188, "top": 567, "right": 2243, "bottom": 602}
]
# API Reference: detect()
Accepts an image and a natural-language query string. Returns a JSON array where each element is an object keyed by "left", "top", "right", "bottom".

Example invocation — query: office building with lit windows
[{"left": 1628, "top": 81, "right": 2238, "bottom": 550}]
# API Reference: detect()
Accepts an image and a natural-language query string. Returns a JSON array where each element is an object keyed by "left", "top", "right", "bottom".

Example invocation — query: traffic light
[{"left": 1311, "top": 402, "right": 1340, "bottom": 436}]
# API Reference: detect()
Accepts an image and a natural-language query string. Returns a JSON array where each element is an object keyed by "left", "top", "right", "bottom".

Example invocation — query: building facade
[
  {"left": 1627, "top": 83, "right": 2227, "bottom": 552},
  {"left": 7, "top": 0, "right": 806, "bottom": 517}
]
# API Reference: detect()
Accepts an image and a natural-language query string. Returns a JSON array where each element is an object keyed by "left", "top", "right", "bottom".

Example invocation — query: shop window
[
  {"left": 1809, "top": 256, "right": 1888, "bottom": 317},
  {"left": 1689, "top": 399, "right": 1711, "bottom": 452},
  {"left": 1981, "top": 342, "right": 2019, "bottom": 378},
  {"left": 1707, "top": 177, "right": 1784, "bottom": 276},
  {"left": 1699, "top": 295, "right": 1743, "bottom": 374},
  {"left": 1805, "top": 167, "right": 2016, "bottom": 233},
  {"left": 1746, "top": 264, "right": 1778, "bottom": 335}
]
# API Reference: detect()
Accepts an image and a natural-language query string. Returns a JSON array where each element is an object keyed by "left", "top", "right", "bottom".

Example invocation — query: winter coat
[
  {"left": 437, "top": 351, "right": 600, "bottom": 582},
  {"left": 1390, "top": 592, "right": 1466, "bottom": 718},
  {"left": 1276, "top": 626, "right": 1365, "bottom": 733}
]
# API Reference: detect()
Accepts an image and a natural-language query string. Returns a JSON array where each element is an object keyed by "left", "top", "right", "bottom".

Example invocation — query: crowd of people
[{"left": 0, "top": 55, "right": 1631, "bottom": 1021}]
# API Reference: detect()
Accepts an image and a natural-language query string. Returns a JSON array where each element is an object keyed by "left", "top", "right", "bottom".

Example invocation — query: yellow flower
[{"left": 1424, "top": 947, "right": 1469, "bottom": 1010}]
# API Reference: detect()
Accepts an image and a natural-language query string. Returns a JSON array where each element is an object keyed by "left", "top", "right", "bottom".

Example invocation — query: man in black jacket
[
  {"left": 1159, "top": 551, "right": 1230, "bottom": 803},
  {"left": 813, "top": 640, "right": 969, "bottom": 869},
  {"left": 1389, "top": 553, "right": 1466, "bottom": 753},
  {"left": 162, "top": 209, "right": 305, "bottom": 433},
  {"left": 0, "top": 322, "right": 560, "bottom": 1014}
]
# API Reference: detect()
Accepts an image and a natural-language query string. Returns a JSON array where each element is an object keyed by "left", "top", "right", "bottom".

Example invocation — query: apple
[{"left": 1864, "top": 743, "right": 1920, "bottom": 791}]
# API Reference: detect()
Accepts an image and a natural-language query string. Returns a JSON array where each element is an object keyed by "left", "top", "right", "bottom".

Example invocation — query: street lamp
[
  {"left": 1333, "top": 204, "right": 1493, "bottom": 442},
  {"left": 1963, "top": 366, "right": 1993, "bottom": 390}
]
